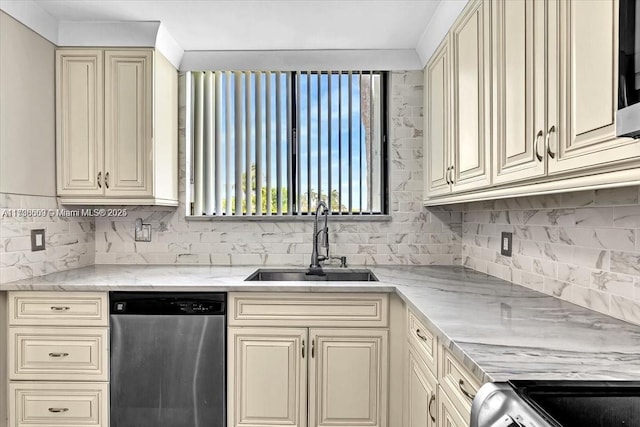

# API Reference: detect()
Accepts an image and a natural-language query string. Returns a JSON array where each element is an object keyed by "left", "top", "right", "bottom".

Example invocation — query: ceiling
[{"left": 31, "top": 0, "right": 441, "bottom": 51}]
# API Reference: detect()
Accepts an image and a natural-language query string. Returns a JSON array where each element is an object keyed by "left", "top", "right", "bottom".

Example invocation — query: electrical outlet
[
  {"left": 500, "top": 231, "right": 512, "bottom": 257},
  {"left": 135, "top": 223, "right": 152, "bottom": 242},
  {"left": 31, "top": 229, "right": 45, "bottom": 251}
]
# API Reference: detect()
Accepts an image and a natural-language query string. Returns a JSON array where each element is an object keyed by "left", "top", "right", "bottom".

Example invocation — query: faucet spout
[{"left": 310, "top": 201, "right": 329, "bottom": 272}]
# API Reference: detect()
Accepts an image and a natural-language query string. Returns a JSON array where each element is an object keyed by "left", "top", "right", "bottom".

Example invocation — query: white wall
[{"left": 0, "top": 11, "right": 56, "bottom": 196}]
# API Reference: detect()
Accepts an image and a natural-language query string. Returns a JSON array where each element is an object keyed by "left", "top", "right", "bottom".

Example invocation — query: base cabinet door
[
  {"left": 228, "top": 327, "right": 308, "bottom": 427},
  {"left": 406, "top": 345, "right": 437, "bottom": 427},
  {"left": 309, "top": 329, "right": 388, "bottom": 427},
  {"left": 437, "top": 386, "right": 467, "bottom": 427}
]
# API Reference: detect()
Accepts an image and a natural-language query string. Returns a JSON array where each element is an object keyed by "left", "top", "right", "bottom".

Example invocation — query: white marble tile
[{"left": 591, "top": 271, "right": 635, "bottom": 299}]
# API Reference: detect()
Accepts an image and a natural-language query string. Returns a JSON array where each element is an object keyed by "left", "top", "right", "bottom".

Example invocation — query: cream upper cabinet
[
  {"left": 424, "top": 0, "right": 491, "bottom": 200},
  {"left": 406, "top": 345, "right": 437, "bottom": 427},
  {"left": 309, "top": 329, "right": 388, "bottom": 427},
  {"left": 56, "top": 50, "right": 104, "bottom": 196},
  {"left": 56, "top": 48, "right": 178, "bottom": 206},
  {"left": 492, "top": 0, "right": 547, "bottom": 184},
  {"left": 450, "top": 0, "right": 491, "bottom": 192},
  {"left": 425, "top": 39, "right": 451, "bottom": 198},
  {"left": 104, "top": 50, "right": 153, "bottom": 197},
  {"left": 228, "top": 327, "right": 308, "bottom": 427},
  {"left": 550, "top": 0, "right": 639, "bottom": 174}
]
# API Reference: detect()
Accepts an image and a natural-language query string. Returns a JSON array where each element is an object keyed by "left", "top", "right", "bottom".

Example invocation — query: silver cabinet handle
[
  {"left": 444, "top": 167, "right": 451, "bottom": 185},
  {"left": 302, "top": 339, "right": 305, "bottom": 358},
  {"left": 534, "top": 130, "right": 544, "bottom": 162},
  {"left": 546, "top": 125, "right": 556, "bottom": 159},
  {"left": 311, "top": 339, "right": 315, "bottom": 358},
  {"left": 450, "top": 165, "right": 455, "bottom": 184},
  {"left": 415, "top": 329, "right": 428, "bottom": 342},
  {"left": 428, "top": 393, "right": 436, "bottom": 423},
  {"left": 49, "top": 352, "right": 69, "bottom": 358},
  {"left": 105, "top": 172, "right": 110, "bottom": 189},
  {"left": 97, "top": 171, "right": 102, "bottom": 188},
  {"left": 458, "top": 379, "right": 476, "bottom": 400},
  {"left": 50, "top": 306, "right": 70, "bottom": 311},
  {"left": 48, "top": 408, "right": 69, "bottom": 413}
]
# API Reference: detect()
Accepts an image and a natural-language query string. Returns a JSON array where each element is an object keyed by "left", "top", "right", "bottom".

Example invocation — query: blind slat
[
  {"left": 193, "top": 72, "right": 204, "bottom": 216},
  {"left": 287, "top": 73, "right": 293, "bottom": 215},
  {"left": 276, "top": 72, "right": 282, "bottom": 215},
  {"left": 214, "top": 71, "right": 222, "bottom": 215},
  {"left": 204, "top": 71, "right": 214, "bottom": 215},
  {"left": 266, "top": 71, "right": 272, "bottom": 215},
  {"left": 225, "top": 71, "right": 233, "bottom": 215},
  {"left": 245, "top": 72, "right": 252, "bottom": 215},
  {"left": 255, "top": 72, "right": 263, "bottom": 215}
]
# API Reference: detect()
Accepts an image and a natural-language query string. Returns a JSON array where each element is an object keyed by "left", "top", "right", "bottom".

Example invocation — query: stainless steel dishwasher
[{"left": 110, "top": 292, "right": 226, "bottom": 427}]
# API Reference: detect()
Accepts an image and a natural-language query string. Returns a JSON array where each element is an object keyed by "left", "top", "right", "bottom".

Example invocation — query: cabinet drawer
[
  {"left": 9, "top": 292, "right": 107, "bottom": 326},
  {"left": 10, "top": 382, "right": 108, "bottom": 427},
  {"left": 228, "top": 292, "right": 389, "bottom": 327},
  {"left": 437, "top": 385, "right": 468, "bottom": 427},
  {"left": 10, "top": 327, "right": 108, "bottom": 381},
  {"left": 407, "top": 309, "right": 437, "bottom": 375},
  {"left": 438, "top": 346, "right": 481, "bottom": 418}
]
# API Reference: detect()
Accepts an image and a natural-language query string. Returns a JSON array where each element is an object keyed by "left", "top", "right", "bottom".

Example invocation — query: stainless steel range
[{"left": 471, "top": 381, "right": 640, "bottom": 427}]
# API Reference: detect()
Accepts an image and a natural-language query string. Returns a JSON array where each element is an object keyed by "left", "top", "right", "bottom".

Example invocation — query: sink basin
[{"left": 245, "top": 268, "right": 378, "bottom": 282}]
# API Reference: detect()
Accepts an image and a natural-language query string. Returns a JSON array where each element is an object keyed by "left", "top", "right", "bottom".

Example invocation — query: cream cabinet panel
[
  {"left": 551, "top": 0, "right": 639, "bottom": 174},
  {"left": 228, "top": 292, "right": 389, "bottom": 327},
  {"left": 56, "top": 50, "right": 104, "bottom": 196},
  {"left": 104, "top": 50, "right": 153, "bottom": 196},
  {"left": 10, "top": 327, "right": 108, "bottom": 381},
  {"left": 450, "top": 0, "right": 491, "bottom": 191},
  {"left": 228, "top": 327, "right": 307, "bottom": 427},
  {"left": 407, "top": 310, "right": 437, "bottom": 376},
  {"left": 406, "top": 344, "right": 437, "bottom": 427},
  {"left": 9, "top": 292, "right": 107, "bottom": 327},
  {"left": 309, "top": 329, "right": 388, "bottom": 427},
  {"left": 9, "top": 382, "right": 108, "bottom": 427},
  {"left": 492, "top": 0, "right": 547, "bottom": 184},
  {"left": 424, "top": 39, "right": 451, "bottom": 198},
  {"left": 437, "top": 386, "right": 467, "bottom": 427}
]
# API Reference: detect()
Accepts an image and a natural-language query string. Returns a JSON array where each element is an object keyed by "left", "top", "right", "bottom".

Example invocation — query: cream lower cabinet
[
  {"left": 227, "top": 293, "right": 389, "bottom": 427},
  {"left": 437, "top": 387, "right": 466, "bottom": 427},
  {"left": 7, "top": 292, "right": 109, "bottom": 427},
  {"left": 406, "top": 345, "right": 437, "bottom": 427},
  {"left": 56, "top": 48, "right": 178, "bottom": 206}
]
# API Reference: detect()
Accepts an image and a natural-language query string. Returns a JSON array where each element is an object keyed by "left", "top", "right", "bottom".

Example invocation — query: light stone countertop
[{"left": 2, "top": 264, "right": 640, "bottom": 383}]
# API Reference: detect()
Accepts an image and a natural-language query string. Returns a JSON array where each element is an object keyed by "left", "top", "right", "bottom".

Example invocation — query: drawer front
[
  {"left": 9, "top": 292, "right": 107, "bottom": 326},
  {"left": 10, "top": 382, "right": 108, "bottom": 427},
  {"left": 438, "top": 346, "right": 481, "bottom": 417},
  {"left": 229, "top": 292, "right": 389, "bottom": 327},
  {"left": 407, "top": 309, "right": 437, "bottom": 375},
  {"left": 10, "top": 327, "right": 108, "bottom": 381},
  {"left": 437, "top": 385, "right": 468, "bottom": 427}
]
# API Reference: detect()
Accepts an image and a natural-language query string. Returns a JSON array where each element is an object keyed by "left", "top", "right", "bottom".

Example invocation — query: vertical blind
[{"left": 189, "top": 71, "right": 386, "bottom": 216}]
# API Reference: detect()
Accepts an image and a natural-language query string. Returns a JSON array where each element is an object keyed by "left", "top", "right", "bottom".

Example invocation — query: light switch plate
[
  {"left": 501, "top": 232, "right": 512, "bottom": 257},
  {"left": 31, "top": 229, "right": 45, "bottom": 251}
]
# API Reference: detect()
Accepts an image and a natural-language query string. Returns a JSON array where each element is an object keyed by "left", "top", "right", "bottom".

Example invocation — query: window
[{"left": 188, "top": 70, "right": 388, "bottom": 216}]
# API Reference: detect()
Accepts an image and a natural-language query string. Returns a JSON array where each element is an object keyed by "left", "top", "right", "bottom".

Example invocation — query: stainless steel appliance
[
  {"left": 618, "top": 0, "right": 640, "bottom": 137},
  {"left": 471, "top": 381, "right": 640, "bottom": 427},
  {"left": 110, "top": 292, "right": 226, "bottom": 427}
]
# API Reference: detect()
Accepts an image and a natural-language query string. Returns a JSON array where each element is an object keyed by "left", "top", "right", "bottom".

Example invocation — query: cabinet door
[
  {"left": 104, "top": 50, "right": 153, "bottom": 196},
  {"left": 228, "top": 327, "right": 307, "bottom": 427},
  {"left": 56, "top": 50, "right": 104, "bottom": 196},
  {"left": 424, "top": 39, "right": 451, "bottom": 198},
  {"left": 406, "top": 344, "right": 437, "bottom": 427},
  {"left": 492, "top": 0, "right": 547, "bottom": 184},
  {"left": 450, "top": 0, "right": 492, "bottom": 192},
  {"left": 550, "top": 0, "right": 639, "bottom": 174},
  {"left": 437, "top": 387, "right": 467, "bottom": 427},
  {"left": 309, "top": 329, "right": 388, "bottom": 427}
]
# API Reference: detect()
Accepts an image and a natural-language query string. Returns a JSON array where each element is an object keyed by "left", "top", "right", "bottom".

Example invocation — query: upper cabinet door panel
[
  {"left": 56, "top": 50, "right": 104, "bottom": 195},
  {"left": 425, "top": 40, "right": 451, "bottom": 198},
  {"left": 451, "top": 0, "right": 491, "bottom": 191},
  {"left": 492, "top": 0, "right": 546, "bottom": 184},
  {"left": 104, "top": 50, "right": 153, "bottom": 196},
  {"left": 551, "top": 0, "right": 639, "bottom": 173}
]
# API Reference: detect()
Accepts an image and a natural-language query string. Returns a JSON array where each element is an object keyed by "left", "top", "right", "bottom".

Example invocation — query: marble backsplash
[
  {"left": 0, "top": 193, "right": 95, "bottom": 283},
  {"left": 93, "top": 71, "right": 463, "bottom": 266},
  {"left": 462, "top": 186, "right": 640, "bottom": 326}
]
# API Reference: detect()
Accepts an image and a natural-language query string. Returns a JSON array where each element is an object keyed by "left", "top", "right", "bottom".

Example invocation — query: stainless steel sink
[{"left": 245, "top": 268, "right": 378, "bottom": 282}]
